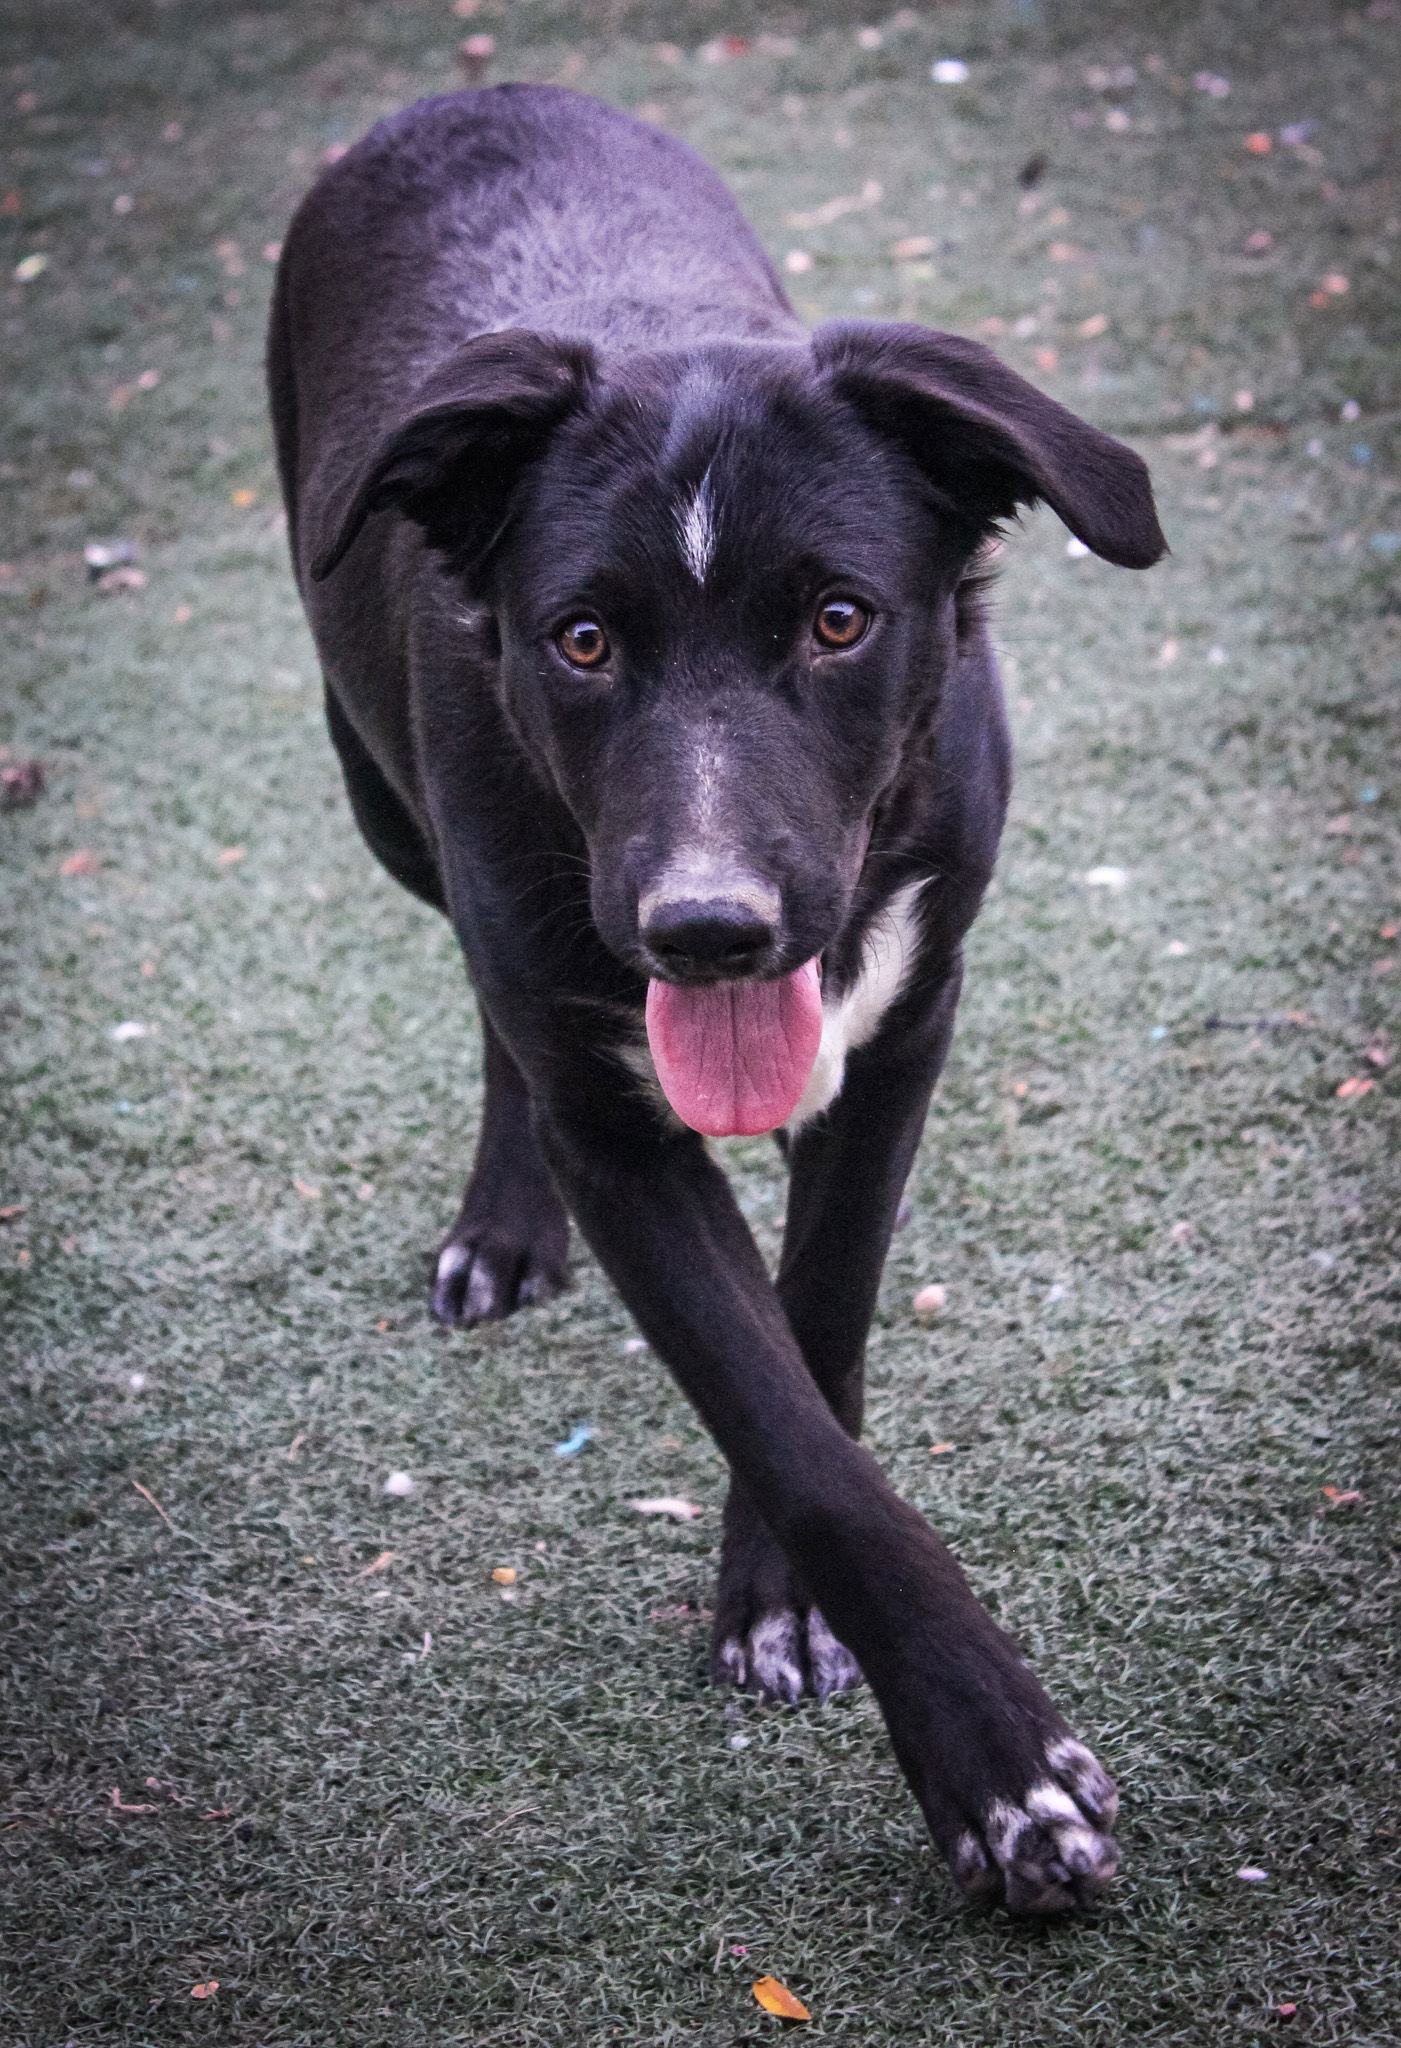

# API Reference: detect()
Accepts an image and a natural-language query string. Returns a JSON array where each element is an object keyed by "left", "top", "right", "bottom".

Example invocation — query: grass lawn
[{"left": 2, "top": 1, "right": 1399, "bottom": 2041}]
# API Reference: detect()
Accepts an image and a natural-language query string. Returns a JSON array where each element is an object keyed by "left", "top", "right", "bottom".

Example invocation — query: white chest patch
[
  {"left": 675, "top": 472, "right": 717, "bottom": 584},
  {"left": 786, "top": 878, "right": 929, "bottom": 1131}
]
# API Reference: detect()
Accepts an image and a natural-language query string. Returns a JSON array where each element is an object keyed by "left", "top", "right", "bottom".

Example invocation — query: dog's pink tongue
[{"left": 645, "top": 959, "right": 823, "bottom": 1137}]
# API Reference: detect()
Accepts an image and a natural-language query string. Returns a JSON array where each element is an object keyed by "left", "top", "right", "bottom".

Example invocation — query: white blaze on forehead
[{"left": 675, "top": 470, "right": 718, "bottom": 583}]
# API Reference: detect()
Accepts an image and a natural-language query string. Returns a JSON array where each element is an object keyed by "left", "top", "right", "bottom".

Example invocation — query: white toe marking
[
  {"left": 436, "top": 1243, "right": 468, "bottom": 1283},
  {"left": 676, "top": 468, "right": 717, "bottom": 583},
  {"left": 1024, "top": 1780, "right": 1084, "bottom": 1827},
  {"left": 465, "top": 1263, "right": 497, "bottom": 1319},
  {"left": 715, "top": 1637, "right": 748, "bottom": 1688},
  {"left": 984, "top": 1797, "right": 1033, "bottom": 1866},
  {"left": 805, "top": 1609, "right": 861, "bottom": 1696},
  {"left": 748, "top": 1614, "right": 805, "bottom": 1700},
  {"left": 788, "top": 878, "right": 929, "bottom": 1129},
  {"left": 954, "top": 1828, "right": 987, "bottom": 1873},
  {"left": 1046, "top": 1734, "right": 1119, "bottom": 1824}
]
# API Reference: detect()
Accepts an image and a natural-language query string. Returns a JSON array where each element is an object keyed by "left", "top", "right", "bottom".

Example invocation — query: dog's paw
[
  {"left": 713, "top": 1602, "right": 862, "bottom": 1704},
  {"left": 711, "top": 1492, "right": 862, "bottom": 1704},
  {"left": 938, "top": 1734, "right": 1120, "bottom": 1916},
  {"left": 431, "top": 1225, "right": 567, "bottom": 1326}
]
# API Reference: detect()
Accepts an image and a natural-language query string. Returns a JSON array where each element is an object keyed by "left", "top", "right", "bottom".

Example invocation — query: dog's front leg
[
  {"left": 713, "top": 961, "right": 964, "bottom": 1707},
  {"left": 534, "top": 1080, "right": 1121, "bottom": 1914}
]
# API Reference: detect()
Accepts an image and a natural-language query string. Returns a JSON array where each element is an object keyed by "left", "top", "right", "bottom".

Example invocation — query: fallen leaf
[
  {"left": 1244, "top": 131, "right": 1272, "bottom": 153},
  {"left": 458, "top": 32, "right": 496, "bottom": 80},
  {"left": 752, "top": 1976, "right": 811, "bottom": 2021},
  {"left": 0, "top": 1205, "right": 22, "bottom": 1221},
  {"left": 353, "top": 1550, "right": 395, "bottom": 1579},
  {"left": 1320, "top": 1486, "right": 1362, "bottom": 1510},
  {"left": 293, "top": 1176, "right": 321, "bottom": 1200},
  {"left": 785, "top": 180, "right": 882, "bottom": 230},
  {"left": 131, "top": 1479, "right": 175, "bottom": 1530},
  {"left": 1335, "top": 1077, "right": 1375, "bottom": 1100},
  {"left": 1078, "top": 312, "right": 1109, "bottom": 337},
  {"left": 231, "top": 487, "right": 257, "bottom": 508},
  {"left": 491, "top": 1566, "right": 517, "bottom": 1584},
  {"left": 913, "top": 1283, "right": 947, "bottom": 1315},
  {"left": 1277, "top": 2004, "right": 1298, "bottom": 2021},
  {"left": 217, "top": 844, "right": 246, "bottom": 865},
  {"left": 97, "top": 565, "right": 147, "bottom": 593},
  {"left": 60, "top": 848, "right": 102, "bottom": 876},
  {"left": 202, "top": 1808, "right": 232, "bottom": 1818},
  {"left": 286, "top": 1430, "right": 307, "bottom": 1460},
  {"left": 190, "top": 1981, "right": 219, "bottom": 2000},
  {"left": 630, "top": 1496, "right": 703, "bottom": 1520},
  {"left": 928, "top": 1442, "right": 955, "bottom": 1455},
  {"left": 109, "top": 1786, "right": 157, "bottom": 1812}
]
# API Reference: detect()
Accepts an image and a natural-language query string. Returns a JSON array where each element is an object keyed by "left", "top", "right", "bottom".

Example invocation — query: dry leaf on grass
[
  {"left": 490, "top": 1566, "right": 517, "bottom": 1585},
  {"left": 352, "top": 1550, "right": 394, "bottom": 1579},
  {"left": 1336, "top": 1077, "right": 1375, "bottom": 1100},
  {"left": 630, "top": 1497, "right": 702, "bottom": 1521},
  {"left": 109, "top": 1786, "right": 157, "bottom": 1812},
  {"left": 131, "top": 1479, "right": 175, "bottom": 1530},
  {"left": 60, "top": 849, "right": 102, "bottom": 876},
  {"left": 752, "top": 1975, "right": 811, "bottom": 2020},
  {"left": 1319, "top": 1486, "right": 1362, "bottom": 1511},
  {"left": 190, "top": 1980, "right": 219, "bottom": 1999}
]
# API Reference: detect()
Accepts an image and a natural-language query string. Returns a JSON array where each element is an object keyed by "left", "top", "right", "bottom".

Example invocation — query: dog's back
[{"left": 270, "top": 86, "right": 798, "bottom": 574}]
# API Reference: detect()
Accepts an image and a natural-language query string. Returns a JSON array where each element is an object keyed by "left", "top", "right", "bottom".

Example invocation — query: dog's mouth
[{"left": 644, "top": 959, "right": 823, "bottom": 1137}]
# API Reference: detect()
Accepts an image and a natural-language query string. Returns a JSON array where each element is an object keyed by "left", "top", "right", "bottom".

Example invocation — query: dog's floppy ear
[
  {"left": 309, "top": 329, "right": 595, "bottom": 581},
  {"left": 814, "top": 321, "right": 1166, "bottom": 569}
]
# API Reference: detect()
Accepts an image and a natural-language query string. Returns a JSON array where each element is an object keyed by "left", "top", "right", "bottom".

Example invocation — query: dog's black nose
[{"left": 641, "top": 896, "right": 777, "bottom": 977}]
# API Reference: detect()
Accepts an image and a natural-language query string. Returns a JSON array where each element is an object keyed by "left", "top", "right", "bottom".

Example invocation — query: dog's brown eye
[
  {"left": 557, "top": 617, "right": 610, "bottom": 669},
  {"left": 813, "top": 599, "right": 870, "bottom": 650}
]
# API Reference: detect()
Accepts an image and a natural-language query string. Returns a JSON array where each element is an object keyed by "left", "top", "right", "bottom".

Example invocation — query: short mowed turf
[{"left": 2, "top": 2, "right": 1399, "bottom": 2042}]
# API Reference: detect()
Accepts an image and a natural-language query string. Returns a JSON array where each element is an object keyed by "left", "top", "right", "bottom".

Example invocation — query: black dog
[{"left": 269, "top": 85, "right": 1165, "bottom": 1915}]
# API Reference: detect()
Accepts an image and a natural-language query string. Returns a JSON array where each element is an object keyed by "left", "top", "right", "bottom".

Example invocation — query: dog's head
[{"left": 312, "top": 323, "right": 1164, "bottom": 1128}]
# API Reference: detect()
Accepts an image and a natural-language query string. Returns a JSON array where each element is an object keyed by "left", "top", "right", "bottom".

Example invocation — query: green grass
[{"left": 2, "top": 2, "right": 1399, "bottom": 2042}]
